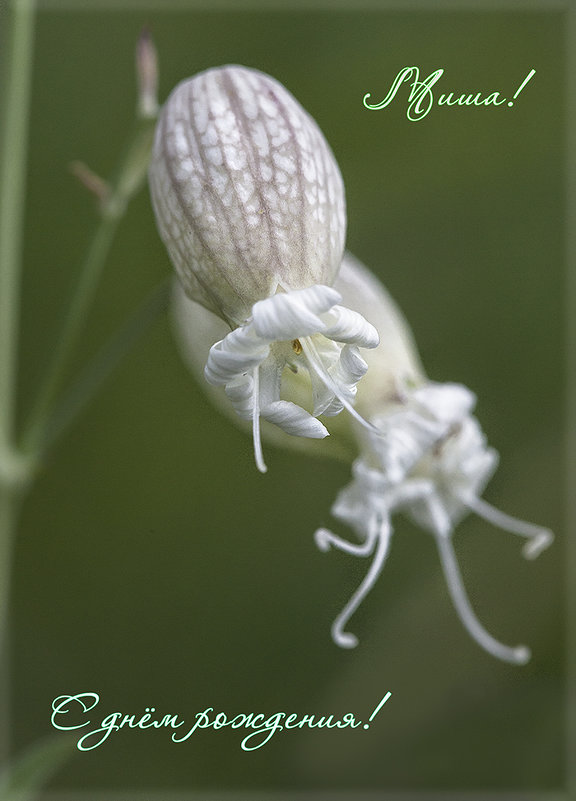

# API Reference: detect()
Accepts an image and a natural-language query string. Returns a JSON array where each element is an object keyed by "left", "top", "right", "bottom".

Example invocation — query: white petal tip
[
  {"left": 253, "top": 436, "right": 268, "bottom": 473},
  {"left": 365, "top": 327, "right": 380, "bottom": 349},
  {"left": 333, "top": 629, "right": 359, "bottom": 649},
  {"left": 314, "top": 528, "right": 332, "bottom": 552},
  {"left": 261, "top": 401, "right": 329, "bottom": 439},
  {"left": 512, "top": 645, "right": 531, "bottom": 665},
  {"left": 522, "top": 530, "right": 554, "bottom": 560}
]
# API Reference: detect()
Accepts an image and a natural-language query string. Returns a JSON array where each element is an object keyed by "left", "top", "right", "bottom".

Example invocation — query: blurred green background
[{"left": 7, "top": 3, "right": 564, "bottom": 796}]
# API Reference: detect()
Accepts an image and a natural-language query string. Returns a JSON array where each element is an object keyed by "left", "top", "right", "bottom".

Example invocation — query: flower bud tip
[
  {"left": 333, "top": 628, "right": 358, "bottom": 649},
  {"left": 513, "top": 646, "right": 531, "bottom": 665},
  {"left": 137, "top": 27, "right": 159, "bottom": 119}
]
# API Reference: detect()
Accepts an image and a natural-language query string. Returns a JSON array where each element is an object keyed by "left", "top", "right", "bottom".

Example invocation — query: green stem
[
  {"left": 0, "top": 490, "right": 17, "bottom": 658},
  {"left": 0, "top": 0, "right": 37, "bottom": 770},
  {"left": 0, "top": 488, "right": 23, "bottom": 767},
  {"left": 0, "top": 0, "right": 36, "bottom": 456},
  {"left": 0, "top": 13, "right": 158, "bottom": 777},
  {"left": 20, "top": 118, "right": 156, "bottom": 457}
]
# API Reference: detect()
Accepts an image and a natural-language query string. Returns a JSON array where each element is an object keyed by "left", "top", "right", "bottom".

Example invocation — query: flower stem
[
  {"left": 0, "top": 0, "right": 36, "bottom": 459},
  {"left": 19, "top": 118, "right": 156, "bottom": 457},
  {"left": 0, "top": 0, "right": 37, "bottom": 768},
  {"left": 0, "top": 487, "right": 24, "bottom": 766},
  {"left": 0, "top": 16, "right": 159, "bottom": 778}
]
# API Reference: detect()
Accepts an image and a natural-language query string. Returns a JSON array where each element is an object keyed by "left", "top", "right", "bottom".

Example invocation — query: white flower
[
  {"left": 171, "top": 282, "right": 360, "bottom": 463},
  {"left": 204, "top": 284, "right": 378, "bottom": 471},
  {"left": 151, "top": 66, "right": 379, "bottom": 471},
  {"left": 315, "top": 253, "right": 553, "bottom": 664}
]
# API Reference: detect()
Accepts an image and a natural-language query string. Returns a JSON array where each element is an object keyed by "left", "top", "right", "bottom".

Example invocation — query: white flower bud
[
  {"left": 310, "top": 254, "right": 553, "bottom": 664},
  {"left": 149, "top": 64, "right": 346, "bottom": 326},
  {"left": 155, "top": 69, "right": 379, "bottom": 472}
]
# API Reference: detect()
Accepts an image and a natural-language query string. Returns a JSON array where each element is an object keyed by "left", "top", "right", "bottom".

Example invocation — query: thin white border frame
[{"left": 20, "top": 0, "right": 571, "bottom": 798}]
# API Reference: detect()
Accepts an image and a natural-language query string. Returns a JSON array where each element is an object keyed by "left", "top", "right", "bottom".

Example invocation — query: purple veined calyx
[
  {"left": 149, "top": 65, "right": 380, "bottom": 472},
  {"left": 312, "top": 253, "right": 553, "bottom": 665}
]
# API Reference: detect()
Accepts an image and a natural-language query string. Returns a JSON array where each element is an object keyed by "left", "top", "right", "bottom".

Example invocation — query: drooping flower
[
  {"left": 314, "top": 253, "right": 553, "bottom": 664},
  {"left": 149, "top": 66, "right": 379, "bottom": 471},
  {"left": 171, "top": 281, "right": 360, "bottom": 463}
]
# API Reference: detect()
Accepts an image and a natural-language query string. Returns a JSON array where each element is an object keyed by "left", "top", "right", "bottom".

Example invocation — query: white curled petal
[
  {"left": 204, "top": 325, "right": 269, "bottom": 385},
  {"left": 330, "top": 483, "right": 373, "bottom": 539},
  {"left": 331, "top": 486, "right": 381, "bottom": 542},
  {"left": 300, "top": 336, "right": 381, "bottom": 436},
  {"left": 327, "top": 458, "right": 394, "bottom": 539},
  {"left": 253, "top": 299, "right": 324, "bottom": 341},
  {"left": 339, "top": 345, "right": 369, "bottom": 384},
  {"left": 224, "top": 375, "right": 254, "bottom": 420},
  {"left": 429, "top": 416, "right": 499, "bottom": 527},
  {"left": 352, "top": 458, "right": 394, "bottom": 495},
  {"left": 307, "top": 339, "right": 341, "bottom": 416},
  {"left": 251, "top": 285, "right": 341, "bottom": 340},
  {"left": 412, "top": 382, "right": 476, "bottom": 424},
  {"left": 308, "top": 341, "right": 369, "bottom": 417},
  {"left": 319, "top": 345, "right": 369, "bottom": 416},
  {"left": 314, "top": 392, "right": 345, "bottom": 418},
  {"left": 202, "top": 283, "right": 380, "bottom": 449},
  {"left": 223, "top": 354, "right": 284, "bottom": 423},
  {"left": 452, "top": 429, "right": 497, "bottom": 493},
  {"left": 257, "top": 353, "right": 283, "bottom": 409},
  {"left": 370, "top": 409, "right": 444, "bottom": 482},
  {"left": 321, "top": 305, "right": 379, "bottom": 348},
  {"left": 261, "top": 401, "right": 329, "bottom": 438}
]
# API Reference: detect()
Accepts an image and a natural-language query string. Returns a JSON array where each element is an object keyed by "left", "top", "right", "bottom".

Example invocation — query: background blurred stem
[
  {"left": 20, "top": 117, "right": 156, "bottom": 457},
  {"left": 0, "top": 487, "right": 24, "bottom": 767},
  {"left": 0, "top": 0, "right": 36, "bottom": 458},
  {"left": 0, "top": 0, "right": 37, "bottom": 768},
  {"left": 0, "top": 12, "right": 159, "bottom": 779}
]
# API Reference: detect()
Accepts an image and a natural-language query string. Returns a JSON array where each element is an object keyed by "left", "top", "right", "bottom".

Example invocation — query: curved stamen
[
  {"left": 252, "top": 366, "right": 267, "bottom": 474},
  {"left": 314, "top": 527, "right": 376, "bottom": 556},
  {"left": 459, "top": 493, "right": 553, "bottom": 560},
  {"left": 331, "top": 514, "right": 392, "bottom": 649},
  {"left": 431, "top": 506, "right": 530, "bottom": 665},
  {"left": 299, "top": 337, "right": 381, "bottom": 436}
]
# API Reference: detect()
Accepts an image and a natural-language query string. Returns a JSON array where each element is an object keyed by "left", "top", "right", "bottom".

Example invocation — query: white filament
[
  {"left": 251, "top": 366, "right": 267, "bottom": 474},
  {"left": 460, "top": 493, "right": 553, "bottom": 560},
  {"left": 300, "top": 337, "right": 381, "bottom": 437},
  {"left": 315, "top": 527, "right": 377, "bottom": 556},
  {"left": 428, "top": 496, "right": 531, "bottom": 665},
  {"left": 316, "top": 514, "right": 392, "bottom": 649},
  {"left": 204, "top": 285, "right": 379, "bottom": 471}
]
